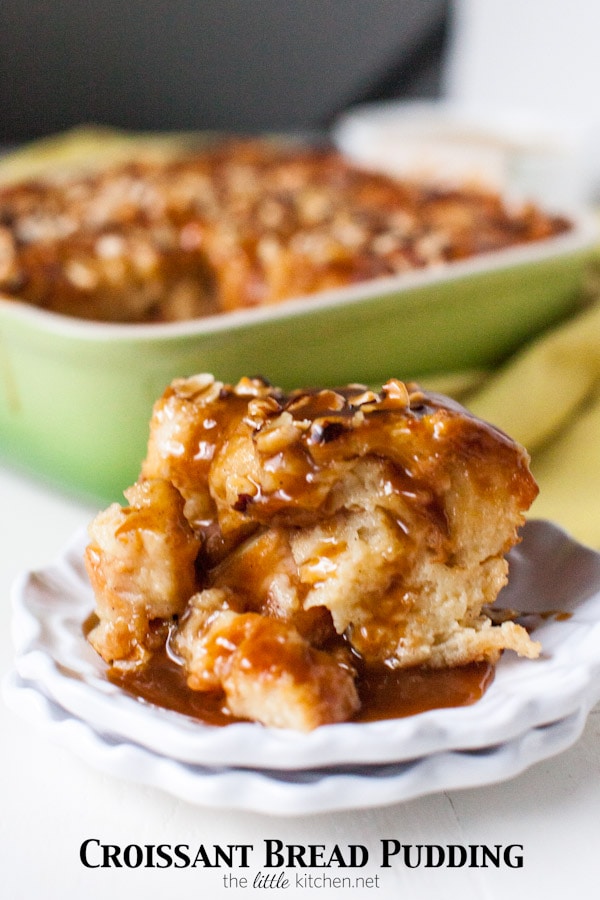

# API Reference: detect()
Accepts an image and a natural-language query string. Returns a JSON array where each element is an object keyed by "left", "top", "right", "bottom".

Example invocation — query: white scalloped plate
[
  {"left": 3, "top": 672, "right": 588, "bottom": 815},
  {"left": 9, "top": 520, "right": 600, "bottom": 771}
]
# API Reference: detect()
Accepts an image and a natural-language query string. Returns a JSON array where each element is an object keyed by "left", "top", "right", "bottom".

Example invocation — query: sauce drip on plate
[
  {"left": 106, "top": 641, "right": 494, "bottom": 727},
  {"left": 89, "top": 605, "right": 567, "bottom": 728}
]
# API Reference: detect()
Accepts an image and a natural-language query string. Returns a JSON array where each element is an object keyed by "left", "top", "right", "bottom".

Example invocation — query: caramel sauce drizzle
[
  {"left": 86, "top": 605, "right": 567, "bottom": 729},
  {"left": 107, "top": 644, "right": 495, "bottom": 727}
]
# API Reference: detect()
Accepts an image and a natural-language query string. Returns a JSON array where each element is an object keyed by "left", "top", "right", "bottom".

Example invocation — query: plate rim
[{"left": 3, "top": 671, "right": 589, "bottom": 815}]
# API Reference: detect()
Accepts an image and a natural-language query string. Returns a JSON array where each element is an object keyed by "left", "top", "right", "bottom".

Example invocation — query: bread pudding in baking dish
[
  {"left": 84, "top": 375, "right": 540, "bottom": 731},
  {"left": 0, "top": 138, "right": 569, "bottom": 323}
]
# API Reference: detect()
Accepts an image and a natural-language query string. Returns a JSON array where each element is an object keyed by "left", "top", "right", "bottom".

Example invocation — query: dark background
[{"left": 0, "top": 0, "right": 449, "bottom": 141}]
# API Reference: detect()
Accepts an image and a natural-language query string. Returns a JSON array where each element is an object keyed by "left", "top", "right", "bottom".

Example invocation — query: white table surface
[{"left": 1, "top": 461, "right": 600, "bottom": 900}]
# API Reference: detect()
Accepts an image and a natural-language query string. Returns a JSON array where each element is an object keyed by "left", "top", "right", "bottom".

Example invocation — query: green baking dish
[{"left": 0, "top": 210, "right": 597, "bottom": 503}]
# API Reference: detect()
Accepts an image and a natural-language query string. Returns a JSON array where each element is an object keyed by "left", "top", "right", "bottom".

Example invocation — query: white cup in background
[{"left": 333, "top": 100, "right": 592, "bottom": 211}]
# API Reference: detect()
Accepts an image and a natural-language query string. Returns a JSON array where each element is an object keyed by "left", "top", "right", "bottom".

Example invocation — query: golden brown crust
[{"left": 0, "top": 139, "right": 569, "bottom": 322}]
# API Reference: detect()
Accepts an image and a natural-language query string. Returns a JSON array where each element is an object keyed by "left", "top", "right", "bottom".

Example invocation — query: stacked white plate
[{"left": 5, "top": 520, "right": 600, "bottom": 816}]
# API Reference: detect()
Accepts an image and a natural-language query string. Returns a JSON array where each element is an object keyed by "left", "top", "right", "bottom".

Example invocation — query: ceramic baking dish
[{"left": 0, "top": 209, "right": 596, "bottom": 502}]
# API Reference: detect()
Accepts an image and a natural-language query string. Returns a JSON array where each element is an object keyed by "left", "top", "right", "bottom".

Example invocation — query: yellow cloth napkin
[{"left": 442, "top": 287, "right": 600, "bottom": 549}]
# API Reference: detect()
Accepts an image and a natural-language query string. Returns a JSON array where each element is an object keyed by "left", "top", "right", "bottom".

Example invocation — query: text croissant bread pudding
[{"left": 83, "top": 375, "right": 540, "bottom": 731}]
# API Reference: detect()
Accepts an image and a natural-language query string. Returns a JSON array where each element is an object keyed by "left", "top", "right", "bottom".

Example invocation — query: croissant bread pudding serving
[{"left": 84, "top": 374, "right": 541, "bottom": 731}]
